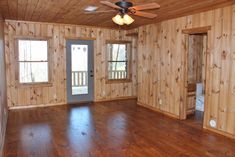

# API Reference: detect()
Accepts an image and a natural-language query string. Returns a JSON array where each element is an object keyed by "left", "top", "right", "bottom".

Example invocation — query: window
[
  {"left": 18, "top": 39, "right": 49, "bottom": 84},
  {"left": 106, "top": 41, "right": 131, "bottom": 82}
]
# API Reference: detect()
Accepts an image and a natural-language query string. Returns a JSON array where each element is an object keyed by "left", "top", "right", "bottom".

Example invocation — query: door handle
[{"left": 90, "top": 75, "right": 94, "bottom": 77}]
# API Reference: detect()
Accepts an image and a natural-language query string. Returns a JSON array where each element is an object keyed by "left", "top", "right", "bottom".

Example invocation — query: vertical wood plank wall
[
  {"left": 4, "top": 20, "right": 137, "bottom": 108},
  {"left": 137, "top": 5, "right": 235, "bottom": 137},
  {"left": 0, "top": 19, "right": 8, "bottom": 156}
]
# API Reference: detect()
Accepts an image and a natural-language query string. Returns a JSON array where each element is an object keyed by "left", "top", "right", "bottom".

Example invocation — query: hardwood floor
[
  {"left": 3, "top": 99, "right": 235, "bottom": 157},
  {"left": 185, "top": 110, "right": 204, "bottom": 129}
]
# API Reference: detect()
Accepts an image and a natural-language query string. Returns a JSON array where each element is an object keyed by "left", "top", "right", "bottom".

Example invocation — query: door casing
[{"left": 181, "top": 26, "right": 212, "bottom": 131}]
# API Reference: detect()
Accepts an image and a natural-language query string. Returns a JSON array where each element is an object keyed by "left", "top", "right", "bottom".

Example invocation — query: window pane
[
  {"left": 19, "top": 40, "right": 48, "bottom": 61},
  {"left": 71, "top": 44, "right": 88, "bottom": 95},
  {"left": 108, "top": 44, "right": 127, "bottom": 61},
  {"left": 19, "top": 62, "right": 48, "bottom": 83},
  {"left": 108, "top": 62, "right": 127, "bottom": 79}
]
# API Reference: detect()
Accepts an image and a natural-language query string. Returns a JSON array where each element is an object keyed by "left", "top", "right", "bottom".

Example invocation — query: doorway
[
  {"left": 185, "top": 33, "right": 208, "bottom": 128},
  {"left": 66, "top": 40, "right": 94, "bottom": 104}
]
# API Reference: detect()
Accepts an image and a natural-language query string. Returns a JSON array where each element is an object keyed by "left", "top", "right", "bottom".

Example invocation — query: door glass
[{"left": 71, "top": 44, "right": 88, "bottom": 95}]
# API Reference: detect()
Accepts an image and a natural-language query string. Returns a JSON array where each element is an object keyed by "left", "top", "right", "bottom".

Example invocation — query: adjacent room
[{"left": 0, "top": 0, "right": 235, "bottom": 157}]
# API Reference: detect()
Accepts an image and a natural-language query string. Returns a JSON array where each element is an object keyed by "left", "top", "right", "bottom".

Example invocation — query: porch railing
[
  {"left": 108, "top": 70, "right": 127, "bottom": 79},
  {"left": 72, "top": 70, "right": 127, "bottom": 87},
  {"left": 72, "top": 71, "right": 88, "bottom": 87}
]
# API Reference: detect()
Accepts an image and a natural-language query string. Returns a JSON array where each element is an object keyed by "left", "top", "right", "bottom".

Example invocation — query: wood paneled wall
[
  {"left": 0, "top": 18, "right": 8, "bottom": 156},
  {"left": 4, "top": 20, "right": 137, "bottom": 108},
  {"left": 137, "top": 5, "right": 235, "bottom": 137}
]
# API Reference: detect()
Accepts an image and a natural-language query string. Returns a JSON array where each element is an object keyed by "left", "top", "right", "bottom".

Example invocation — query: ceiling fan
[{"left": 85, "top": 0, "right": 160, "bottom": 26}]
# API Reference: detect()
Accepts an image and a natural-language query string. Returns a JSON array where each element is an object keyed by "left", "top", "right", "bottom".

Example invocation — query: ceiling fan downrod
[{"left": 115, "top": 0, "right": 133, "bottom": 14}]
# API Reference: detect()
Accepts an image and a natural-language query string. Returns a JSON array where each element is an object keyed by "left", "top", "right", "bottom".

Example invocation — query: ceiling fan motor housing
[{"left": 115, "top": 1, "right": 133, "bottom": 14}]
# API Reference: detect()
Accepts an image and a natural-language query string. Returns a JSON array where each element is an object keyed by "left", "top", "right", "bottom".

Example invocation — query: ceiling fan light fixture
[
  {"left": 112, "top": 14, "right": 124, "bottom": 25},
  {"left": 100, "top": 1, "right": 159, "bottom": 26},
  {"left": 112, "top": 14, "right": 134, "bottom": 26},
  {"left": 123, "top": 14, "right": 134, "bottom": 25}
]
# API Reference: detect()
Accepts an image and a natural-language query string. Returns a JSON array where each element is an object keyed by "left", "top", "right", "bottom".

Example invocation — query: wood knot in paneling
[{"left": 221, "top": 50, "right": 228, "bottom": 59}]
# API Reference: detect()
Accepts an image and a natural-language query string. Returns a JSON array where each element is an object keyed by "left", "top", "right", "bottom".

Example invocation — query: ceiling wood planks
[{"left": 0, "top": 0, "right": 234, "bottom": 29}]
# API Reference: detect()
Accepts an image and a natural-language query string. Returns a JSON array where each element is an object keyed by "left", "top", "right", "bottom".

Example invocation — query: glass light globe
[
  {"left": 112, "top": 14, "right": 124, "bottom": 25},
  {"left": 123, "top": 14, "right": 134, "bottom": 25}
]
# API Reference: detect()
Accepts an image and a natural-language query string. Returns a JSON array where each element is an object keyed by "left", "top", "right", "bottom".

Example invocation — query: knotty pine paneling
[
  {"left": 137, "top": 5, "right": 235, "bottom": 137},
  {"left": 4, "top": 20, "right": 137, "bottom": 108},
  {"left": 0, "top": 19, "right": 8, "bottom": 156}
]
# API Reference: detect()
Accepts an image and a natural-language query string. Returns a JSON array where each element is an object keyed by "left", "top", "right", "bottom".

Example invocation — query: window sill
[
  {"left": 106, "top": 79, "right": 132, "bottom": 84},
  {"left": 17, "top": 82, "right": 53, "bottom": 88}
]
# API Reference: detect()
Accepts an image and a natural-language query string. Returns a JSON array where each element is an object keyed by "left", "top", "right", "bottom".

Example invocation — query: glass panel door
[{"left": 66, "top": 40, "right": 94, "bottom": 104}]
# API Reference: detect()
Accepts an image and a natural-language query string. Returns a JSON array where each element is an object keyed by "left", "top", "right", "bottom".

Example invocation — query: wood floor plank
[{"left": 3, "top": 99, "right": 235, "bottom": 157}]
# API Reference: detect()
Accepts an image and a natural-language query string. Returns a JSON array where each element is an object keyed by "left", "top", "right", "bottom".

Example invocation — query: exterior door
[{"left": 66, "top": 40, "right": 94, "bottom": 104}]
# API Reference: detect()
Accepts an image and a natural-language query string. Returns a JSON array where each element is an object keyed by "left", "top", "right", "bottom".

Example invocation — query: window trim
[
  {"left": 105, "top": 40, "right": 132, "bottom": 84},
  {"left": 15, "top": 36, "right": 52, "bottom": 87}
]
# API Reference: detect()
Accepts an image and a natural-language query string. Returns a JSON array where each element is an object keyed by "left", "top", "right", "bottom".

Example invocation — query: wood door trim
[
  {"left": 182, "top": 26, "right": 211, "bottom": 34},
  {"left": 180, "top": 29, "right": 210, "bottom": 124},
  {"left": 180, "top": 33, "right": 189, "bottom": 120}
]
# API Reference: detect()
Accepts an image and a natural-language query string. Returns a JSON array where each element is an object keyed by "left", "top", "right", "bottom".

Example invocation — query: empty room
[{"left": 0, "top": 0, "right": 235, "bottom": 157}]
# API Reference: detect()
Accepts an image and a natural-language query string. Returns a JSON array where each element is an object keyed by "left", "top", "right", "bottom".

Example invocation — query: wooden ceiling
[{"left": 0, "top": 0, "right": 234, "bottom": 29}]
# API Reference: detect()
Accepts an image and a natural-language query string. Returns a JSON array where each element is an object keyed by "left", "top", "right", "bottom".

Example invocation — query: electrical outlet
[
  {"left": 209, "top": 119, "right": 217, "bottom": 128},
  {"left": 159, "top": 99, "right": 162, "bottom": 105}
]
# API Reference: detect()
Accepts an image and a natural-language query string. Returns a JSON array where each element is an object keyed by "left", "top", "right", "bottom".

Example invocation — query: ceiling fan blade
[
  {"left": 84, "top": 10, "right": 117, "bottom": 14},
  {"left": 130, "top": 3, "right": 160, "bottom": 11},
  {"left": 100, "top": 1, "right": 122, "bottom": 10},
  {"left": 133, "top": 11, "right": 157, "bottom": 18}
]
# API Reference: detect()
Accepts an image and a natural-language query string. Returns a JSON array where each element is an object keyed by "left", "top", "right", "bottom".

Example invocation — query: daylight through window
[
  {"left": 18, "top": 39, "right": 49, "bottom": 84},
  {"left": 107, "top": 41, "right": 131, "bottom": 81}
]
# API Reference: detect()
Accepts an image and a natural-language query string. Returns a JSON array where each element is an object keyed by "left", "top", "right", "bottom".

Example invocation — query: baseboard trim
[
  {"left": 8, "top": 97, "right": 138, "bottom": 110},
  {"left": 7, "top": 99, "right": 235, "bottom": 140},
  {"left": 9, "top": 102, "right": 66, "bottom": 110},
  {"left": 137, "top": 101, "right": 179, "bottom": 119},
  {"left": 203, "top": 126, "right": 235, "bottom": 140},
  {"left": 95, "top": 96, "right": 137, "bottom": 102},
  {"left": 138, "top": 102, "right": 235, "bottom": 140},
  {"left": 0, "top": 109, "right": 8, "bottom": 157}
]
